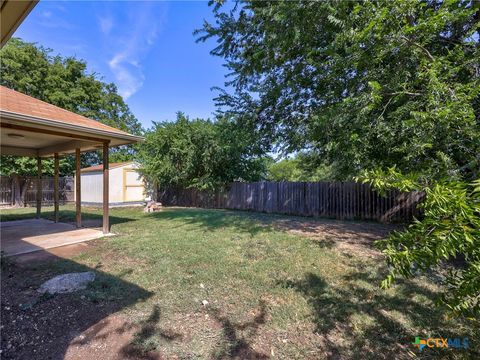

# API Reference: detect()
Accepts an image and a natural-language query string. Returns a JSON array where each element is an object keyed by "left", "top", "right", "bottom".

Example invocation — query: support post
[
  {"left": 75, "top": 148, "right": 81, "bottom": 228},
  {"left": 36, "top": 157, "right": 42, "bottom": 218},
  {"left": 103, "top": 142, "right": 110, "bottom": 234},
  {"left": 54, "top": 153, "right": 59, "bottom": 222}
]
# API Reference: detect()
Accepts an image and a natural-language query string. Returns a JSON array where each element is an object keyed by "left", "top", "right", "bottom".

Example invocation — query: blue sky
[{"left": 15, "top": 0, "right": 228, "bottom": 129}]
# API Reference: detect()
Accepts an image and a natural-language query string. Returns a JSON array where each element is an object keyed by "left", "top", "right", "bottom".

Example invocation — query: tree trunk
[{"left": 11, "top": 174, "right": 30, "bottom": 207}]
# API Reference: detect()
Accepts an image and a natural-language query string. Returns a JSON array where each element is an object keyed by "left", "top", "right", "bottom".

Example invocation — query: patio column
[
  {"left": 75, "top": 148, "right": 81, "bottom": 228},
  {"left": 36, "top": 156, "right": 42, "bottom": 218},
  {"left": 54, "top": 152, "right": 59, "bottom": 222},
  {"left": 102, "top": 141, "right": 110, "bottom": 234}
]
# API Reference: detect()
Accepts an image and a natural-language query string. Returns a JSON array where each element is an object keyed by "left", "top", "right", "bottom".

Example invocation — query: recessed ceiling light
[{"left": 7, "top": 133, "right": 25, "bottom": 139}]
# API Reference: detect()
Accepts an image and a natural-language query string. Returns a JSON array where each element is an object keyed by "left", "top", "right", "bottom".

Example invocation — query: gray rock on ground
[{"left": 38, "top": 272, "right": 95, "bottom": 294}]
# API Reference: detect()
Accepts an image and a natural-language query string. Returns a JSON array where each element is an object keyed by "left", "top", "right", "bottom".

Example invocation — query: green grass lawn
[{"left": 1, "top": 205, "right": 478, "bottom": 359}]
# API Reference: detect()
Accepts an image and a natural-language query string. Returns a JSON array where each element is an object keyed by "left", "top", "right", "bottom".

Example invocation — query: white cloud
[
  {"left": 102, "top": 3, "right": 167, "bottom": 99},
  {"left": 108, "top": 53, "right": 144, "bottom": 99}
]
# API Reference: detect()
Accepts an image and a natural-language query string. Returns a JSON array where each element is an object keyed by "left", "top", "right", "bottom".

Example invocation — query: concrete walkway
[{"left": 1, "top": 219, "right": 106, "bottom": 256}]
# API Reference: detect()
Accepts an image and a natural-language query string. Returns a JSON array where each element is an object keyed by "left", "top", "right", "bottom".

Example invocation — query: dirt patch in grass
[
  {"left": 273, "top": 218, "right": 400, "bottom": 257},
  {"left": 65, "top": 313, "right": 163, "bottom": 360}
]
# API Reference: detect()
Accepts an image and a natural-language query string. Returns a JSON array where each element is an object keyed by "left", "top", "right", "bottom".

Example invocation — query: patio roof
[
  {"left": 0, "top": 86, "right": 144, "bottom": 234},
  {"left": 0, "top": 1, "right": 139, "bottom": 235},
  {"left": 0, "top": 86, "right": 143, "bottom": 157},
  {"left": 0, "top": 0, "right": 38, "bottom": 47}
]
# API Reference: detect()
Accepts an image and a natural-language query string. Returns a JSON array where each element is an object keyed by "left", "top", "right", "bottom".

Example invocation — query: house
[{"left": 77, "top": 162, "right": 146, "bottom": 206}]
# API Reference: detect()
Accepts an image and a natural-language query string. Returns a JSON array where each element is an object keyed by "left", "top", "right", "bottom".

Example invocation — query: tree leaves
[
  {"left": 137, "top": 113, "right": 266, "bottom": 190},
  {"left": 361, "top": 168, "right": 480, "bottom": 316},
  {"left": 199, "top": 1, "right": 480, "bottom": 315},
  {"left": 198, "top": 0, "right": 480, "bottom": 180}
]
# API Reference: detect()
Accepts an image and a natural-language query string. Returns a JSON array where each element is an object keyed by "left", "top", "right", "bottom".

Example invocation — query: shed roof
[{"left": 81, "top": 162, "right": 134, "bottom": 173}]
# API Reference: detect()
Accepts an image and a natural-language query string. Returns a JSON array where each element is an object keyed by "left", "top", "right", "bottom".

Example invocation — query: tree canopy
[
  {"left": 199, "top": 1, "right": 480, "bottom": 315},
  {"left": 0, "top": 38, "right": 143, "bottom": 176},
  {"left": 137, "top": 113, "right": 266, "bottom": 190}
]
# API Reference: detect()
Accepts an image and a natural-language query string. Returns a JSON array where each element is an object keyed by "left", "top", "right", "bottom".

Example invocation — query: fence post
[
  {"left": 36, "top": 157, "right": 42, "bottom": 218},
  {"left": 11, "top": 177, "right": 14, "bottom": 206}
]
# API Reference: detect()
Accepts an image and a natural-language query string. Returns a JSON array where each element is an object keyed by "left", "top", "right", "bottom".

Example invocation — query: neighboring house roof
[
  {"left": 0, "top": 86, "right": 132, "bottom": 137},
  {"left": 81, "top": 161, "right": 134, "bottom": 173}
]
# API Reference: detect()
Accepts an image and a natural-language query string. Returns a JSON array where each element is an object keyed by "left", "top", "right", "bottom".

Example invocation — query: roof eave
[{"left": 0, "top": 110, "right": 145, "bottom": 143}]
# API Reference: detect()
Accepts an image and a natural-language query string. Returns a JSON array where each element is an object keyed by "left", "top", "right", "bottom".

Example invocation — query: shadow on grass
[
  {"left": 148, "top": 208, "right": 272, "bottom": 237},
  {"left": 120, "top": 305, "right": 183, "bottom": 359},
  {"left": 148, "top": 208, "right": 398, "bottom": 251},
  {"left": 0, "top": 236, "right": 153, "bottom": 360},
  {"left": 209, "top": 300, "right": 269, "bottom": 359},
  {"left": 277, "top": 269, "right": 477, "bottom": 359},
  {"left": 0, "top": 209, "right": 137, "bottom": 227}
]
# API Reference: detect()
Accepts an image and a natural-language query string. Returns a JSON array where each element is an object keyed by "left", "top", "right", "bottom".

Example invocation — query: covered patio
[
  {"left": 0, "top": 86, "right": 143, "bottom": 255},
  {"left": 1, "top": 218, "right": 108, "bottom": 256}
]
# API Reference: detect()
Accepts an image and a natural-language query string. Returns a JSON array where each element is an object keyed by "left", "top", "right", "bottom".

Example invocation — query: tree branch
[
  {"left": 385, "top": 91, "right": 423, "bottom": 97},
  {"left": 401, "top": 35, "right": 435, "bottom": 62}
]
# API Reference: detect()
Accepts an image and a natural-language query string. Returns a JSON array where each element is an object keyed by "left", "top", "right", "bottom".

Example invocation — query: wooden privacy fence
[
  {"left": 158, "top": 181, "right": 425, "bottom": 223},
  {"left": 0, "top": 175, "right": 74, "bottom": 206},
  {"left": 0, "top": 176, "right": 12, "bottom": 205}
]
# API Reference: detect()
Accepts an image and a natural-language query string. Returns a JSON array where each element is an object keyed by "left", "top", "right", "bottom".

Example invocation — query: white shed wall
[
  {"left": 109, "top": 166, "right": 124, "bottom": 202},
  {"left": 80, "top": 172, "right": 103, "bottom": 202},
  {"left": 77, "top": 163, "right": 145, "bottom": 204}
]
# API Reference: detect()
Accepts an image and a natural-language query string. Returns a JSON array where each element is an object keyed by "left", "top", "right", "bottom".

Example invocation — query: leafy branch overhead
[
  {"left": 358, "top": 169, "right": 480, "bottom": 316},
  {"left": 197, "top": 0, "right": 479, "bottom": 180}
]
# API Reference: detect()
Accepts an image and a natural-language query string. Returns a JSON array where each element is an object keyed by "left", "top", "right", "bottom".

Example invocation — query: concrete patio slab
[{"left": 1, "top": 219, "right": 107, "bottom": 256}]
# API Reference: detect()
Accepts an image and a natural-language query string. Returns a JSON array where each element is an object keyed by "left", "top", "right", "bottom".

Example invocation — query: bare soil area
[
  {"left": 1, "top": 258, "right": 159, "bottom": 360},
  {"left": 273, "top": 218, "right": 400, "bottom": 257}
]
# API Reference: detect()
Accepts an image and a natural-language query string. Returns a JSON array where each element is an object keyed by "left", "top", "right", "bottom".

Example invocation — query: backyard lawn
[{"left": 1, "top": 206, "right": 478, "bottom": 359}]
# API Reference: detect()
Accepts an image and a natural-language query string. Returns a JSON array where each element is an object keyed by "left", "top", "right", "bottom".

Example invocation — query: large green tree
[
  {"left": 198, "top": 0, "right": 479, "bottom": 180},
  {"left": 0, "top": 38, "right": 143, "bottom": 205},
  {"left": 137, "top": 112, "right": 266, "bottom": 190},
  {"left": 199, "top": 1, "right": 480, "bottom": 315}
]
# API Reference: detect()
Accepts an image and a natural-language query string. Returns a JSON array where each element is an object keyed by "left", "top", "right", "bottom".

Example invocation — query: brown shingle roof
[
  {"left": 81, "top": 162, "right": 133, "bottom": 173},
  {"left": 0, "top": 85, "right": 131, "bottom": 136}
]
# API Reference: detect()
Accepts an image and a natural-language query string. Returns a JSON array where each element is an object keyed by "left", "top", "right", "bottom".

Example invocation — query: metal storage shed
[{"left": 77, "top": 162, "right": 146, "bottom": 206}]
